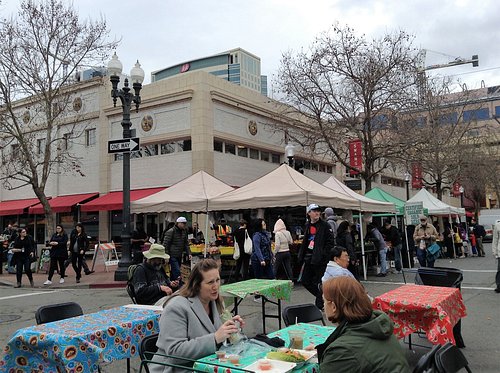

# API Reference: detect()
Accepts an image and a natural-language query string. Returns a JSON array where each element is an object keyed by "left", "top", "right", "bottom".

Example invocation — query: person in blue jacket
[{"left": 251, "top": 218, "right": 274, "bottom": 283}]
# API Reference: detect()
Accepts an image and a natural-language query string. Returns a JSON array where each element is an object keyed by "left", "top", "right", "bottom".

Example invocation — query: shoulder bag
[{"left": 243, "top": 229, "right": 253, "bottom": 254}]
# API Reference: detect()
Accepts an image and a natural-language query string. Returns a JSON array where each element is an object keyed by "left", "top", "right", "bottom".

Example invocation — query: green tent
[
  {"left": 365, "top": 187, "right": 429, "bottom": 216},
  {"left": 365, "top": 188, "right": 406, "bottom": 215}
]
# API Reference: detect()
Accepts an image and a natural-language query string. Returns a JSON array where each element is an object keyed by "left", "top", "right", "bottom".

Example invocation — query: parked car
[{"left": 478, "top": 209, "right": 500, "bottom": 242}]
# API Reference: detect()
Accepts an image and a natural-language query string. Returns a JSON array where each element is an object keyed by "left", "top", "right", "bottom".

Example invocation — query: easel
[{"left": 91, "top": 242, "right": 119, "bottom": 272}]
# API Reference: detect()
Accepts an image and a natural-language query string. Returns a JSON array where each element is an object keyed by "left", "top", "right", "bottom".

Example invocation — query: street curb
[{"left": 0, "top": 279, "right": 127, "bottom": 290}]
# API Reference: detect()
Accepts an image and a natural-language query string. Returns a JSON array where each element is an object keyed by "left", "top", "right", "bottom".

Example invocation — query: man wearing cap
[
  {"left": 163, "top": 217, "right": 192, "bottom": 283},
  {"left": 131, "top": 243, "right": 179, "bottom": 305},
  {"left": 413, "top": 215, "right": 439, "bottom": 268},
  {"left": 298, "top": 203, "right": 335, "bottom": 310}
]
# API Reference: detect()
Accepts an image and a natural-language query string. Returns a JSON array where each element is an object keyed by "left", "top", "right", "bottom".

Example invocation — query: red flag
[
  {"left": 349, "top": 139, "right": 362, "bottom": 175},
  {"left": 412, "top": 163, "right": 423, "bottom": 188},
  {"left": 452, "top": 182, "right": 461, "bottom": 197}
]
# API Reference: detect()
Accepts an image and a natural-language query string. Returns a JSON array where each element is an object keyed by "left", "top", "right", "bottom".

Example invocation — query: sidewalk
[{"left": 0, "top": 261, "right": 125, "bottom": 289}]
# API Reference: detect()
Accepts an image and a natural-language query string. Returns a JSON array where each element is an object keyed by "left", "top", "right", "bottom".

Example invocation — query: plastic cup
[
  {"left": 228, "top": 354, "right": 240, "bottom": 365},
  {"left": 216, "top": 350, "right": 226, "bottom": 361},
  {"left": 288, "top": 329, "right": 305, "bottom": 350}
]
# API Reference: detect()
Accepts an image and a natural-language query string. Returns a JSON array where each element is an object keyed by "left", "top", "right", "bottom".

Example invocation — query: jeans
[
  {"left": 71, "top": 253, "right": 84, "bottom": 279},
  {"left": 393, "top": 243, "right": 402, "bottom": 271},
  {"left": 251, "top": 260, "right": 274, "bottom": 280},
  {"left": 301, "top": 262, "right": 327, "bottom": 309},
  {"left": 379, "top": 248, "right": 388, "bottom": 274},
  {"left": 476, "top": 237, "right": 485, "bottom": 256},
  {"left": 48, "top": 257, "right": 66, "bottom": 280},
  {"left": 416, "top": 248, "right": 435, "bottom": 268},
  {"left": 15, "top": 254, "right": 33, "bottom": 284},
  {"left": 169, "top": 257, "right": 182, "bottom": 282}
]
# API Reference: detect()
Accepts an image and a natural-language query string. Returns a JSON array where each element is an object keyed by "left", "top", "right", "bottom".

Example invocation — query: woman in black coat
[
  {"left": 336, "top": 221, "right": 359, "bottom": 280},
  {"left": 44, "top": 225, "right": 69, "bottom": 285},
  {"left": 69, "top": 223, "right": 89, "bottom": 283},
  {"left": 12, "top": 228, "right": 35, "bottom": 288}
]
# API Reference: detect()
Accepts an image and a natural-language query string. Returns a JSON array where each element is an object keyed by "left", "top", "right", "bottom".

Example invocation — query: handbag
[
  {"left": 243, "top": 230, "right": 253, "bottom": 254},
  {"left": 233, "top": 241, "right": 240, "bottom": 260},
  {"left": 454, "top": 232, "right": 462, "bottom": 244},
  {"left": 426, "top": 242, "right": 441, "bottom": 261}
]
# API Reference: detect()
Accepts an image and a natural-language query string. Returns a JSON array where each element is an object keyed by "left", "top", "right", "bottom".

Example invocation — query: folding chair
[
  {"left": 434, "top": 342, "right": 472, "bottom": 373},
  {"left": 412, "top": 344, "right": 441, "bottom": 373},
  {"left": 139, "top": 334, "right": 158, "bottom": 373},
  {"left": 35, "top": 302, "right": 83, "bottom": 324},
  {"left": 282, "top": 303, "right": 325, "bottom": 327},
  {"left": 126, "top": 283, "right": 138, "bottom": 304}
]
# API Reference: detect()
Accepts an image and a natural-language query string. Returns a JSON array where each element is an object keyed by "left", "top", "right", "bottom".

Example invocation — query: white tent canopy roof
[
  {"left": 322, "top": 176, "right": 396, "bottom": 213},
  {"left": 131, "top": 171, "right": 234, "bottom": 213},
  {"left": 407, "top": 188, "right": 465, "bottom": 216},
  {"left": 209, "top": 164, "right": 361, "bottom": 211}
]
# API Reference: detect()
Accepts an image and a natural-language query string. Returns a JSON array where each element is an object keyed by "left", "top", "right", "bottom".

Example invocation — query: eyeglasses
[{"left": 420, "top": 219, "right": 427, "bottom": 222}]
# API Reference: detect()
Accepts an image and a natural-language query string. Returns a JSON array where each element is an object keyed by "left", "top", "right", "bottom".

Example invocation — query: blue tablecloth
[{"left": 0, "top": 305, "right": 161, "bottom": 373}]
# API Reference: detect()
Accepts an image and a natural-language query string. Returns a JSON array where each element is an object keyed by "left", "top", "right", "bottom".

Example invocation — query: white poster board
[{"left": 405, "top": 202, "right": 424, "bottom": 225}]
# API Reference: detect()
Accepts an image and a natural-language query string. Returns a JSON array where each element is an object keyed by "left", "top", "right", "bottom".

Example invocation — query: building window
[
  {"left": 63, "top": 133, "right": 71, "bottom": 150},
  {"left": 237, "top": 146, "right": 248, "bottom": 157},
  {"left": 37, "top": 138, "right": 46, "bottom": 155},
  {"left": 319, "top": 164, "right": 326, "bottom": 172},
  {"left": 11, "top": 144, "right": 20, "bottom": 160},
  {"left": 326, "top": 165, "right": 333, "bottom": 174},
  {"left": 179, "top": 139, "right": 192, "bottom": 151},
  {"left": 261, "top": 151, "right": 269, "bottom": 162},
  {"left": 225, "top": 143, "right": 235, "bottom": 155},
  {"left": 161, "top": 143, "right": 176, "bottom": 154},
  {"left": 311, "top": 162, "right": 319, "bottom": 171},
  {"left": 214, "top": 140, "right": 223, "bottom": 152},
  {"left": 142, "top": 144, "right": 158, "bottom": 157},
  {"left": 249, "top": 148, "right": 259, "bottom": 160},
  {"left": 271, "top": 153, "right": 280, "bottom": 164},
  {"left": 86, "top": 128, "right": 96, "bottom": 146},
  {"left": 463, "top": 108, "right": 489, "bottom": 122}
]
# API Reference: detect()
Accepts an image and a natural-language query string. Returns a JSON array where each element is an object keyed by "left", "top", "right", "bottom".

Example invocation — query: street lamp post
[
  {"left": 459, "top": 186, "right": 465, "bottom": 208},
  {"left": 404, "top": 172, "right": 410, "bottom": 201},
  {"left": 108, "top": 52, "right": 145, "bottom": 281},
  {"left": 488, "top": 194, "right": 492, "bottom": 209},
  {"left": 285, "top": 143, "right": 295, "bottom": 168}
]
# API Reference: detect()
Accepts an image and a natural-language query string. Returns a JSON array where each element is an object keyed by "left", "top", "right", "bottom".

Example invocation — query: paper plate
[{"left": 244, "top": 359, "right": 296, "bottom": 373}]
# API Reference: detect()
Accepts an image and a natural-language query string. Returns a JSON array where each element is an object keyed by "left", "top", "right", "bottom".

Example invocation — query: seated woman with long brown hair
[{"left": 317, "top": 276, "right": 410, "bottom": 372}]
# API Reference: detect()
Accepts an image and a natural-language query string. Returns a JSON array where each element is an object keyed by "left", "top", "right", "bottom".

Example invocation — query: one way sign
[{"left": 108, "top": 138, "right": 140, "bottom": 153}]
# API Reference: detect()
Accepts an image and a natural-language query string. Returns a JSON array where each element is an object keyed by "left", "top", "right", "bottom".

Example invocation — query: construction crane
[{"left": 416, "top": 49, "right": 479, "bottom": 100}]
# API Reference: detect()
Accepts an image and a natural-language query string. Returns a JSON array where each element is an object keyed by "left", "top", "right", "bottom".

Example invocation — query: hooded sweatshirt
[
  {"left": 318, "top": 310, "right": 410, "bottom": 373},
  {"left": 324, "top": 207, "right": 338, "bottom": 238},
  {"left": 273, "top": 219, "right": 293, "bottom": 253}
]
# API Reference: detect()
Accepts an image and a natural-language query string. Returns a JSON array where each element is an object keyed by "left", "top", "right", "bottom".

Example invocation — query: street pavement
[{"left": 1, "top": 244, "right": 499, "bottom": 372}]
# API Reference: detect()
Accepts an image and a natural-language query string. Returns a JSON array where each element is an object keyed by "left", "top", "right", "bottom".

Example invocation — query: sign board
[
  {"left": 345, "top": 179, "right": 362, "bottom": 191},
  {"left": 405, "top": 201, "right": 424, "bottom": 225},
  {"left": 108, "top": 138, "right": 140, "bottom": 153}
]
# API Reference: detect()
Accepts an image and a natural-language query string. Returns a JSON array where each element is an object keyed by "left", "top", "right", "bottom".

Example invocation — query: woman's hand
[
  {"left": 79, "top": 250, "right": 84, "bottom": 255},
  {"left": 232, "top": 315, "right": 245, "bottom": 329},
  {"left": 214, "top": 319, "right": 240, "bottom": 344},
  {"left": 260, "top": 261, "right": 266, "bottom": 266}
]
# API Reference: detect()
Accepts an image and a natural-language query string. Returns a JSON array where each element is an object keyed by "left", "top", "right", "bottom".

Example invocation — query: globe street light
[
  {"left": 108, "top": 52, "right": 145, "bottom": 281},
  {"left": 459, "top": 185, "right": 465, "bottom": 208},
  {"left": 404, "top": 172, "right": 410, "bottom": 201},
  {"left": 285, "top": 143, "right": 295, "bottom": 168}
]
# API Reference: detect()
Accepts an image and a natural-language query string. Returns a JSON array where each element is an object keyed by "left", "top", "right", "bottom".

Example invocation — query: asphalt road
[{"left": 1, "top": 243, "right": 499, "bottom": 372}]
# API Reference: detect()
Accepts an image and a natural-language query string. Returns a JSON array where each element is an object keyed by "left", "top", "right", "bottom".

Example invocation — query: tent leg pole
[{"left": 359, "top": 212, "right": 367, "bottom": 280}]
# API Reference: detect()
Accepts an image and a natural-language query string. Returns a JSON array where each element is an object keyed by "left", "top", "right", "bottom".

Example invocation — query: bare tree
[
  {"left": 0, "top": 0, "right": 117, "bottom": 235},
  {"left": 402, "top": 77, "right": 486, "bottom": 199},
  {"left": 275, "top": 25, "right": 421, "bottom": 191}
]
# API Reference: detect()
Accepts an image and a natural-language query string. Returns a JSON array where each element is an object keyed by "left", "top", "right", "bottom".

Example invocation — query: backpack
[{"left": 127, "top": 263, "right": 140, "bottom": 282}]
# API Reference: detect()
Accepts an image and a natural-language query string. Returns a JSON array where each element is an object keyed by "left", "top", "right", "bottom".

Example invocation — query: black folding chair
[
  {"left": 126, "top": 283, "right": 138, "bottom": 304},
  {"left": 412, "top": 344, "right": 441, "bottom": 373},
  {"left": 434, "top": 342, "right": 472, "bottom": 373},
  {"left": 139, "top": 334, "right": 158, "bottom": 373},
  {"left": 282, "top": 303, "right": 325, "bottom": 327},
  {"left": 35, "top": 302, "right": 83, "bottom": 324}
]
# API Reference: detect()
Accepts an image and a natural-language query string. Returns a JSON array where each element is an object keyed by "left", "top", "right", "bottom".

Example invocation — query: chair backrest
[
  {"left": 412, "top": 344, "right": 441, "bottom": 373},
  {"left": 139, "top": 334, "right": 159, "bottom": 373},
  {"left": 434, "top": 342, "right": 472, "bottom": 373},
  {"left": 126, "top": 283, "right": 137, "bottom": 304},
  {"left": 35, "top": 302, "right": 83, "bottom": 325},
  {"left": 282, "top": 303, "right": 325, "bottom": 327},
  {"left": 417, "top": 267, "right": 463, "bottom": 289}
]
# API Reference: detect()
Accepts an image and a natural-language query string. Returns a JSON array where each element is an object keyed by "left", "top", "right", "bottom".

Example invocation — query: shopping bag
[{"left": 243, "top": 230, "right": 253, "bottom": 254}]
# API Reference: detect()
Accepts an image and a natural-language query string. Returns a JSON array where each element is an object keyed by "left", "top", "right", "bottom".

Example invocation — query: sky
[{"left": 2, "top": 0, "right": 500, "bottom": 92}]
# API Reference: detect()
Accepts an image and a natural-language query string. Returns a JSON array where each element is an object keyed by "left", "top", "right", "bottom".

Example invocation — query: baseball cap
[
  {"left": 176, "top": 217, "right": 187, "bottom": 223},
  {"left": 307, "top": 203, "right": 320, "bottom": 213}
]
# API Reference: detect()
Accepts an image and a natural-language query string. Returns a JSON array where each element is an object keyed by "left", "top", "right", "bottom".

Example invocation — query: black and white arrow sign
[{"left": 108, "top": 138, "right": 140, "bottom": 153}]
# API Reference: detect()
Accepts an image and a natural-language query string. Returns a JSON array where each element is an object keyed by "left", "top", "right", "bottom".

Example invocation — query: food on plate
[
  {"left": 267, "top": 349, "right": 306, "bottom": 363},
  {"left": 257, "top": 359, "right": 273, "bottom": 370}
]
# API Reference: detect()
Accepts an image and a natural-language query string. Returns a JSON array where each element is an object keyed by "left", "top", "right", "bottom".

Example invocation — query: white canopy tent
[
  {"left": 131, "top": 170, "right": 234, "bottom": 213},
  {"left": 407, "top": 188, "right": 465, "bottom": 216},
  {"left": 209, "top": 164, "right": 361, "bottom": 211},
  {"left": 322, "top": 176, "right": 396, "bottom": 213}
]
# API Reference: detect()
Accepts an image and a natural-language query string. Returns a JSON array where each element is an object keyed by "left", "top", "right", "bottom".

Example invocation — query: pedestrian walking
[
  {"left": 273, "top": 218, "right": 293, "bottom": 280},
  {"left": 69, "top": 223, "right": 89, "bottom": 283},
  {"left": 44, "top": 225, "right": 69, "bottom": 285},
  {"left": 11, "top": 228, "right": 35, "bottom": 288},
  {"left": 251, "top": 218, "right": 274, "bottom": 301},
  {"left": 233, "top": 219, "right": 251, "bottom": 281}
]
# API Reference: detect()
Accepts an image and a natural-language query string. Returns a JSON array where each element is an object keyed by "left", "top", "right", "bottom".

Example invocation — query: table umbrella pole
[{"left": 359, "top": 212, "right": 367, "bottom": 280}]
